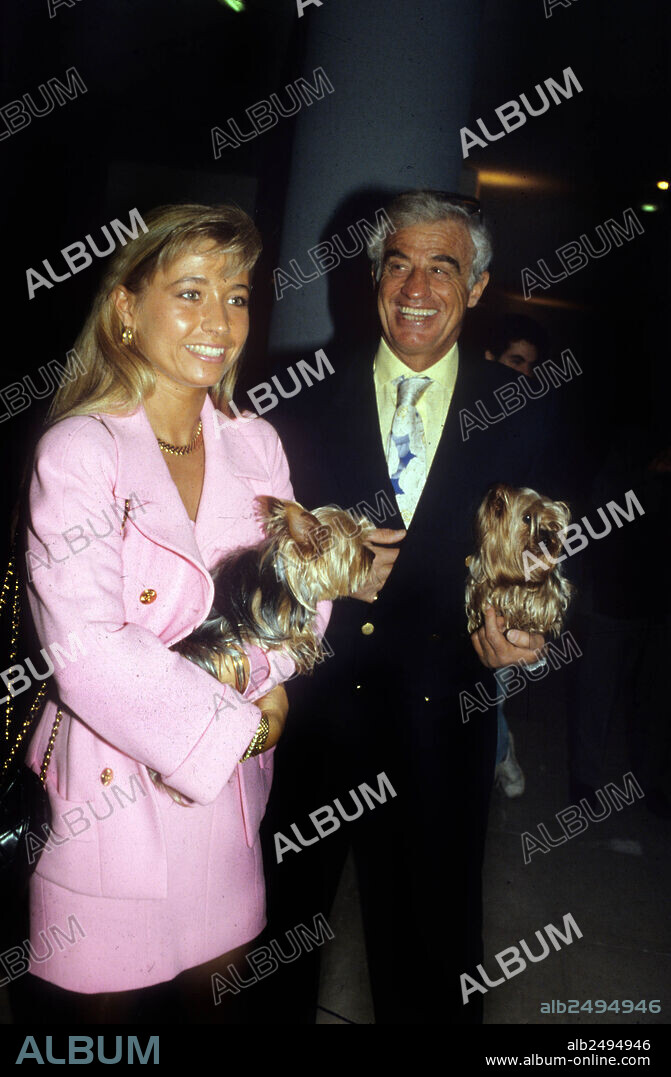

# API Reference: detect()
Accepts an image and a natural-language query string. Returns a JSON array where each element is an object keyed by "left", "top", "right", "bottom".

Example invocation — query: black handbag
[{"left": 0, "top": 552, "right": 62, "bottom": 892}]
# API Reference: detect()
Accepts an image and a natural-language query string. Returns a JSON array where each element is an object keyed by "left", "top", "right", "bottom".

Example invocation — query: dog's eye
[{"left": 522, "top": 514, "right": 531, "bottom": 525}]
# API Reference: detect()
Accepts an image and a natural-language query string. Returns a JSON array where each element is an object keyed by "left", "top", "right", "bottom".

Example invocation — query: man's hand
[
  {"left": 351, "top": 527, "right": 406, "bottom": 603},
  {"left": 471, "top": 607, "right": 546, "bottom": 670}
]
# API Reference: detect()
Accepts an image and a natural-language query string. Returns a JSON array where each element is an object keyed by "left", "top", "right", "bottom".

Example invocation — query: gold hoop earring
[{"left": 121, "top": 327, "right": 134, "bottom": 345}]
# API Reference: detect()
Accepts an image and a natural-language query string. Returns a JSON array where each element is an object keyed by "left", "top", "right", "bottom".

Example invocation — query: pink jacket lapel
[{"left": 97, "top": 394, "right": 270, "bottom": 572}]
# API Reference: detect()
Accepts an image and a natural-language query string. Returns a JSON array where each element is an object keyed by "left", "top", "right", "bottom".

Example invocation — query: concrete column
[{"left": 269, "top": 0, "right": 485, "bottom": 351}]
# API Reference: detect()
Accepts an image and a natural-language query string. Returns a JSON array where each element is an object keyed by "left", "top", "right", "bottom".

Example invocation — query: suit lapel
[
  {"left": 332, "top": 351, "right": 404, "bottom": 528},
  {"left": 193, "top": 403, "right": 276, "bottom": 558},
  {"left": 404, "top": 349, "right": 490, "bottom": 538},
  {"left": 339, "top": 344, "right": 481, "bottom": 537}
]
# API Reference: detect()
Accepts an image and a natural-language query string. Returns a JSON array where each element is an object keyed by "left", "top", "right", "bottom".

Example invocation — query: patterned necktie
[{"left": 386, "top": 375, "right": 431, "bottom": 526}]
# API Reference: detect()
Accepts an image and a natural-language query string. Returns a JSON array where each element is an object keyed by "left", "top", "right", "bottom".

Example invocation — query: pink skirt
[{"left": 28, "top": 776, "right": 266, "bottom": 993}]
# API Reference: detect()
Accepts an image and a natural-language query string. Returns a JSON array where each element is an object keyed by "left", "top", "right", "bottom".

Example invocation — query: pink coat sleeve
[{"left": 25, "top": 419, "right": 265, "bottom": 805}]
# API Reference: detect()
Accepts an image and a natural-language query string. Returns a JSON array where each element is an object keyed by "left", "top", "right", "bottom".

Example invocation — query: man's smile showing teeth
[
  {"left": 185, "top": 344, "right": 226, "bottom": 358},
  {"left": 398, "top": 306, "right": 438, "bottom": 319}
]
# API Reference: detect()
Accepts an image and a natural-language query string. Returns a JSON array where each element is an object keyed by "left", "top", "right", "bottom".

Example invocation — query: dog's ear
[
  {"left": 255, "top": 496, "right": 292, "bottom": 539},
  {"left": 285, "top": 504, "right": 324, "bottom": 552},
  {"left": 485, "top": 484, "right": 511, "bottom": 519},
  {"left": 255, "top": 496, "right": 285, "bottom": 518},
  {"left": 555, "top": 500, "right": 571, "bottom": 527},
  {"left": 255, "top": 496, "right": 325, "bottom": 554}
]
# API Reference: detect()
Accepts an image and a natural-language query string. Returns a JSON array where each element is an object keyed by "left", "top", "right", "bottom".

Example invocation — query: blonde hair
[{"left": 46, "top": 203, "right": 262, "bottom": 425}]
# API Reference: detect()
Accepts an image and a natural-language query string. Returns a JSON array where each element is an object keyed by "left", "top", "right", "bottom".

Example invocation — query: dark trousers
[
  {"left": 260, "top": 680, "right": 496, "bottom": 1025},
  {"left": 568, "top": 611, "right": 670, "bottom": 795}
]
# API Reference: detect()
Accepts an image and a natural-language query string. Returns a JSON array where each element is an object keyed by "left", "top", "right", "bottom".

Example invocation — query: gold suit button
[
  {"left": 139, "top": 589, "right": 157, "bottom": 604},
  {"left": 361, "top": 622, "right": 374, "bottom": 636},
  {"left": 101, "top": 768, "right": 113, "bottom": 786}
]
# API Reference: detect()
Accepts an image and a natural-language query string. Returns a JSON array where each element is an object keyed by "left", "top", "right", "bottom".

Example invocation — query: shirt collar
[{"left": 373, "top": 336, "right": 459, "bottom": 389}]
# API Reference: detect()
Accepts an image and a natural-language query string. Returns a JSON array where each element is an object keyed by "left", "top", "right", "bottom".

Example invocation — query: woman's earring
[{"left": 121, "top": 327, "right": 134, "bottom": 345}]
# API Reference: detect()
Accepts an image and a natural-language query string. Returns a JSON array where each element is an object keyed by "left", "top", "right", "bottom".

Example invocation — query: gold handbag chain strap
[
  {"left": 1, "top": 552, "right": 62, "bottom": 783},
  {"left": 39, "top": 707, "right": 63, "bottom": 784}
]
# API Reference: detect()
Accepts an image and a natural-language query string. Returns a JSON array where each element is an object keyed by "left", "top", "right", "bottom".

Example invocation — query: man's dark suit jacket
[
  {"left": 265, "top": 339, "right": 560, "bottom": 1023},
  {"left": 273, "top": 339, "right": 560, "bottom": 708}
]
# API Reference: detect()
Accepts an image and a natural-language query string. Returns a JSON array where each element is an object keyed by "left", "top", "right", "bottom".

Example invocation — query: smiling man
[
  {"left": 375, "top": 217, "right": 489, "bottom": 370},
  {"left": 265, "top": 191, "right": 558, "bottom": 1026},
  {"left": 368, "top": 205, "right": 490, "bottom": 532}
]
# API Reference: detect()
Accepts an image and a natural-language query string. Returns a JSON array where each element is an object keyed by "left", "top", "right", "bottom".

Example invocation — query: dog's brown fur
[
  {"left": 465, "top": 483, "right": 575, "bottom": 637},
  {"left": 150, "top": 497, "right": 376, "bottom": 804}
]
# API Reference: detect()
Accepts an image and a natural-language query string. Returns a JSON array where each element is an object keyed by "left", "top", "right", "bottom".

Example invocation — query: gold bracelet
[{"left": 239, "top": 712, "right": 270, "bottom": 763}]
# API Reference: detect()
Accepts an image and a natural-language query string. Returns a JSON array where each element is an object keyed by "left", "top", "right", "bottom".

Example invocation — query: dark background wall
[
  {"left": 1, "top": 0, "right": 667, "bottom": 500},
  {"left": 0, "top": 0, "right": 668, "bottom": 1054}
]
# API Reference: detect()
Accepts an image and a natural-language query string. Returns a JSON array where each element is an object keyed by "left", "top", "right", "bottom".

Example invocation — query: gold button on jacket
[
  {"left": 100, "top": 768, "right": 114, "bottom": 786},
  {"left": 361, "top": 622, "right": 374, "bottom": 636},
  {"left": 139, "top": 589, "right": 157, "bottom": 604}
]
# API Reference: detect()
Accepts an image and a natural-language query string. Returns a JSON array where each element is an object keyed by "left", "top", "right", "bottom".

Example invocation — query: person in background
[
  {"left": 484, "top": 313, "right": 548, "bottom": 378},
  {"left": 483, "top": 314, "right": 550, "bottom": 797}
]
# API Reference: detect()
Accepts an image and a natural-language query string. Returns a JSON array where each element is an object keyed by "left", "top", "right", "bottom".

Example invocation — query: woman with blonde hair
[{"left": 16, "top": 203, "right": 329, "bottom": 1022}]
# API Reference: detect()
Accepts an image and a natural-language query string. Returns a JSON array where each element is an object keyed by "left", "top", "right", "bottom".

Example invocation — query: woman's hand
[
  {"left": 215, "top": 650, "right": 288, "bottom": 754},
  {"left": 471, "top": 607, "right": 546, "bottom": 670},
  {"left": 216, "top": 651, "right": 288, "bottom": 760},
  {"left": 253, "top": 683, "right": 289, "bottom": 754},
  {"left": 215, "top": 651, "right": 250, "bottom": 691}
]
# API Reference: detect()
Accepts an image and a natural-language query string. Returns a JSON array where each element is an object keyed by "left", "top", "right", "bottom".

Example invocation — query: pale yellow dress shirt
[{"left": 373, "top": 338, "right": 459, "bottom": 522}]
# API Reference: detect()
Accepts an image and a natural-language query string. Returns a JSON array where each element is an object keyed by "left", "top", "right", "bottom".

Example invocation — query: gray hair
[{"left": 367, "top": 190, "right": 492, "bottom": 289}]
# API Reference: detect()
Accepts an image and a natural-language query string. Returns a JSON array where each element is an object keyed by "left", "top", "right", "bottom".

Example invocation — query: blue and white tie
[{"left": 386, "top": 375, "right": 431, "bottom": 526}]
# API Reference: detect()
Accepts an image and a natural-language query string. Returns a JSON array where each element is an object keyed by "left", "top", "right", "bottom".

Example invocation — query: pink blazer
[{"left": 23, "top": 393, "right": 329, "bottom": 899}]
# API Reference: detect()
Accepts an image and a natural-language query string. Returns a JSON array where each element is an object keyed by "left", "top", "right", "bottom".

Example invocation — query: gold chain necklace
[{"left": 157, "top": 420, "right": 203, "bottom": 456}]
